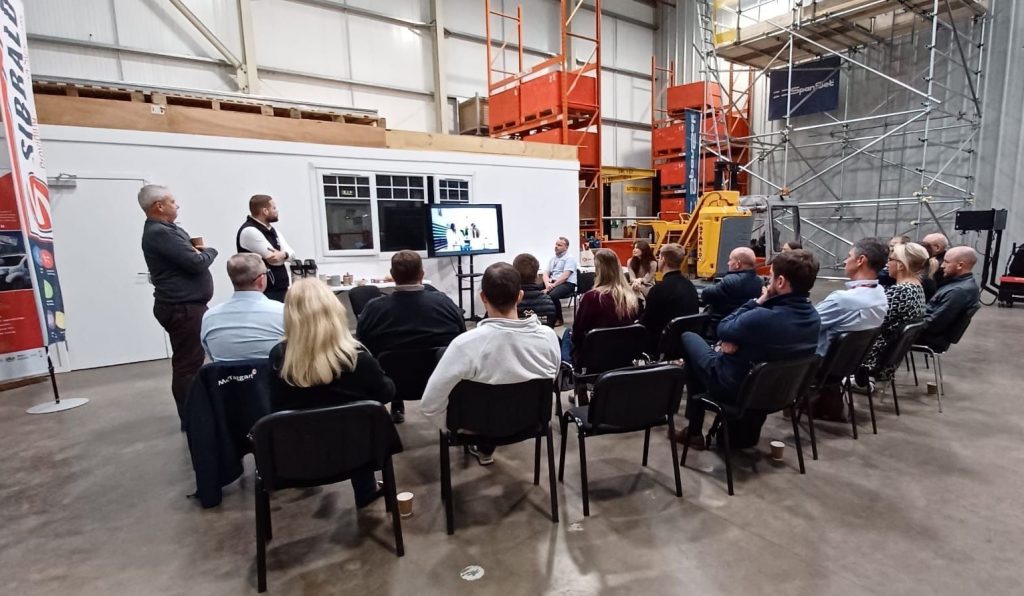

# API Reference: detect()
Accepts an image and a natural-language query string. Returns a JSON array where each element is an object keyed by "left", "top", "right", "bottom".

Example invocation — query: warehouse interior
[{"left": 1, "top": 1, "right": 1023, "bottom": 594}]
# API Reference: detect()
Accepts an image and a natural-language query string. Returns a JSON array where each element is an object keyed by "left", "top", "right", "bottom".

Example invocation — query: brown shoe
[{"left": 668, "top": 427, "right": 706, "bottom": 450}]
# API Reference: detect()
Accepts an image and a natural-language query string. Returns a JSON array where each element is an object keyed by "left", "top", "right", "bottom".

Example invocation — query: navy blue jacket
[
  {"left": 706, "top": 292, "right": 821, "bottom": 396},
  {"left": 701, "top": 269, "right": 764, "bottom": 336}
]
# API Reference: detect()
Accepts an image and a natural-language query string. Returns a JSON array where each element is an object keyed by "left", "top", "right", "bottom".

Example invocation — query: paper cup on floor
[
  {"left": 926, "top": 382, "right": 938, "bottom": 395},
  {"left": 397, "top": 492, "right": 414, "bottom": 518},
  {"left": 769, "top": 440, "right": 785, "bottom": 460}
]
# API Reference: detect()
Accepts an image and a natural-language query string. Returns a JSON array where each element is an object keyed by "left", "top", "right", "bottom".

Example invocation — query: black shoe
[
  {"left": 355, "top": 481, "right": 385, "bottom": 508},
  {"left": 391, "top": 409, "right": 405, "bottom": 424}
]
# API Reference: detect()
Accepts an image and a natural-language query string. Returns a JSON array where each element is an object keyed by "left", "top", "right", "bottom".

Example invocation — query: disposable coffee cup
[
  {"left": 397, "top": 492, "right": 414, "bottom": 518},
  {"left": 318, "top": 274, "right": 329, "bottom": 282},
  {"left": 769, "top": 440, "right": 785, "bottom": 460},
  {"left": 190, "top": 236, "right": 203, "bottom": 248},
  {"left": 926, "top": 382, "right": 938, "bottom": 395},
  {"left": 328, "top": 275, "right": 342, "bottom": 287}
]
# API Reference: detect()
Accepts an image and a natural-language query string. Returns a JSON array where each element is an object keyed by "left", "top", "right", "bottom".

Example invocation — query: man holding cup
[{"left": 139, "top": 184, "right": 219, "bottom": 427}]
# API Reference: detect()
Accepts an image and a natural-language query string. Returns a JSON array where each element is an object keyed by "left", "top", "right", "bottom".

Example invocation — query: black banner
[{"left": 768, "top": 56, "right": 841, "bottom": 121}]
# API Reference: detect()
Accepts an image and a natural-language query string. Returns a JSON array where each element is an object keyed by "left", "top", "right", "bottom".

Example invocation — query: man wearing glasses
[{"left": 201, "top": 254, "right": 285, "bottom": 362}]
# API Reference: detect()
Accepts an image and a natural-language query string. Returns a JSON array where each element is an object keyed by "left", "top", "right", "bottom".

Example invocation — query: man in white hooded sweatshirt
[{"left": 420, "top": 262, "right": 561, "bottom": 465}]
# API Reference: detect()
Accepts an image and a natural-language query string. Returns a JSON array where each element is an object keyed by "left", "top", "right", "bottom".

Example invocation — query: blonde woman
[
  {"left": 269, "top": 278, "right": 395, "bottom": 507},
  {"left": 562, "top": 248, "right": 640, "bottom": 363},
  {"left": 858, "top": 242, "right": 929, "bottom": 384}
]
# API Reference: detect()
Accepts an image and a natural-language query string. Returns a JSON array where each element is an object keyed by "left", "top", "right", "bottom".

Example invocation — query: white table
[{"left": 329, "top": 280, "right": 433, "bottom": 293}]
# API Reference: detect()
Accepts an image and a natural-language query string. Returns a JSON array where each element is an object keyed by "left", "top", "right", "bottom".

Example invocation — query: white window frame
[{"left": 435, "top": 175, "right": 473, "bottom": 204}]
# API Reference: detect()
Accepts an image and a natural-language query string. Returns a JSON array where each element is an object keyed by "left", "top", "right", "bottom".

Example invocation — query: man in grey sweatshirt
[
  {"left": 139, "top": 184, "right": 218, "bottom": 426},
  {"left": 420, "top": 262, "right": 560, "bottom": 465}
]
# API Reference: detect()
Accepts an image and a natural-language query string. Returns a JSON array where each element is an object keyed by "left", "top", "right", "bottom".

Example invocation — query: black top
[
  {"left": 933, "top": 250, "right": 948, "bottom": 288},
  {"left": 700, "top": 269, "right": 764, "bottom": 335},
  {"left": 638, "top": 271, "right": 699, "bottom": 349},
  {"left": 236, "top": 216, "right": 288, "bottom": 293},
  {"left": 269, "top": 342, "right": 395, "bottom": 412},
  {"left": 921, "top": 272, "right": 980, "bottom": 350},
  {"left": 356, "top": 289, "right": 466, "bottom": 356},
  {"left": 141, "top": 219, "right": 217, "bottom": 304},
  {"left": 518, "top": 282, "right": 558, "bottom": 326}
]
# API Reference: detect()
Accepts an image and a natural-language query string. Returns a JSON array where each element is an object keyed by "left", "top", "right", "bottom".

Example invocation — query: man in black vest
[{"left": 237, "top": 195, "right": 295, "bottom": 302}]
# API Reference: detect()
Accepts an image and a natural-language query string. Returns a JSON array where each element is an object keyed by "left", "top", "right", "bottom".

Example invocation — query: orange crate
[
  {"left": 653, "top": 122, "right": 685, "bottom": 155},
  {"left": 667, "top": 82, "right": 722, "bottom": 114},
  {"left": 725, "top": 112, "right": 749, "bottom": 138},
  {"left": 657, "top": 157, "right": 717, "bottom": 187},
  {"left": 488, "top": 88, "right": 520, "bottom": 130},
  {"left": 521, "top": 70, "right": 597, "bottom": 120},
  {"left": 525, "top": 128, "right": 600, "bottom": 169},
  {"left": 660, "top": 198, "right": 686, "bottom": 220}
]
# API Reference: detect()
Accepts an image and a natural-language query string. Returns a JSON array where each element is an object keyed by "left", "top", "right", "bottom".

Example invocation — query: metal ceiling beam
[
  {"left": 429, "top": 0, "right": 450, "bottom": 132},
  {"left": 236, "top": 0, "right": 260, "bottom": 94},
  {"left": 168, "top": 0, "right": 248, "bottom": 91}
]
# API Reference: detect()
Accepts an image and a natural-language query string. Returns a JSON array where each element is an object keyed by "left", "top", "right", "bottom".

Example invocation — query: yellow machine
[{"left": 649, "top": 190, "right": 753, "bottom": 279}]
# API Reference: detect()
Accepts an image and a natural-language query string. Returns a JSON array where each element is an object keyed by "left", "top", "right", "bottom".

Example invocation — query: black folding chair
[
  {"left": 873, "top": 321, "right": 927, "bottom": 416},
  {"left": 439, "top": 378, "right": 558, "bottom": 535},
  {"left": 682, "top": 354, "right": 820, "bottom": 496},
  {"left": 377, "top": 347, "right": 446, "bottom": 421},
  {"left": 250, "top": 401, "right": 404, "bottom": 593},
  {"left": 910, "top": 304, "right": 979, "bottom": 412},
  {"left": 569, "top": 270, "right": 596, "bottom": 314},
  {"left": 561, "top": 324, "right": 649, "bottom": 415},
  {"left": 348, "top": 285, "right": 383, "bottom": 317},
  {"left": 559, "top": 364, "right": 687, "bottom": 516},
  {"left": 803, "top": 328, "right": 880, "bottom": 453},
  {"left": 657, "top": 313, "right": 711, "bottom": 361}
]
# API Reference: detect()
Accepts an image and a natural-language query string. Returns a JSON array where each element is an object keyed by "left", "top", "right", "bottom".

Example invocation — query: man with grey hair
[
  {"left": 201, "top": 254, "right": 285, "bottom": 362},
  {"left": 139, "top": 184, "right": 218, "bottom": 426},
  {"left": 701, "top": 246, "right": 763, "bottom": 338},
  {"left": 919, "top": 246, "right": 980, "bottom": 350}
]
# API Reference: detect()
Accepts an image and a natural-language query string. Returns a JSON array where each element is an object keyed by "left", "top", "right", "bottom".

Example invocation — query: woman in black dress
[{"left": 860, "top": 242, "right": 929, "bottom": 382}]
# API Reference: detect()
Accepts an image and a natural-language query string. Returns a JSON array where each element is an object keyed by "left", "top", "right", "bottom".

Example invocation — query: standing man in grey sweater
[{"left": 139, "top": 184, "right": 218, "bottom": 426}]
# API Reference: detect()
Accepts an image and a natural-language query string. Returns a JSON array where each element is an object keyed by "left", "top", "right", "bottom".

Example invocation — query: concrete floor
[{"left": 3, "top": 287, "right": 1023, "bottom": 595}]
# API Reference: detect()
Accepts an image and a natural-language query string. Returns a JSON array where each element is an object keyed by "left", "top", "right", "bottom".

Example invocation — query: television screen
[{"left": 426, "top": 204, "right": 505, "bottom": 257}]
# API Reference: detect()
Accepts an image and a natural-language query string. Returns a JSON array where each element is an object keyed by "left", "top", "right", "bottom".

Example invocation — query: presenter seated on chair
[{"left": 543, "top": 236, "right": 578, "bottom": 326}]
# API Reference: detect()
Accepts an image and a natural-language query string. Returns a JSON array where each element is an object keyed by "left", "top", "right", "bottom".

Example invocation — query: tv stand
[{"left": 455, "top": 254, "right": 483, "bottom": 322}]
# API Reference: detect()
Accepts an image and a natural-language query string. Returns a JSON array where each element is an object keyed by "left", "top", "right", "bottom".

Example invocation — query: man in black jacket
[
  {"left": 357, "top": 250, "right": 465, "bottom": 423},
  {"left": 919, "top": 246, "right": 980, "bottom": 350},
  {"left": 701, "top": 246, "right": 763, "bottom": 338},
  {"left": 639, "top": 243, "right": 698, "bottom": 352},
  {"left": 514, "top": 253, "right": 558, "bottom": 326},
  {"left": 674, "top": 250, "right": 821, "bottom": 448},
  {"left": 139, "top": 184, "right": 219, "bottom": 426},
  {"left": 922, "top": 232, "right": 950, "bottom": 288}
]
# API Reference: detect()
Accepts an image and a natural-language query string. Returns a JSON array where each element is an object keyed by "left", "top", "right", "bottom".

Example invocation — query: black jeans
[
  {"left": 548, "top": 282, "right": 576, "bottom": 319},
  {"left": 153, "top": 302, "right": 208, "bottom": 426},
  {"left": 264, "top": 288, "right": 287, "bottom": 303}
]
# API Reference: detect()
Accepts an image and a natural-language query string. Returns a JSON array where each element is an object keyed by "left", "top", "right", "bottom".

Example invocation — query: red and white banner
[{"left": 0, "top": 0, "right": 66, "bottom": 364}]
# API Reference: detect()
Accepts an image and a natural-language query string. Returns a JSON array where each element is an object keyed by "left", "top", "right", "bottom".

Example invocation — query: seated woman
[
  {"left": 626, "top": 240, "right": 658, "bottom": 299},
  {"left": 561, "top": 248, "right": 640, "bottom": 363},
  {"left": 269, "top": 278, "right": 396, "bottom": 508},
  {"left": 858, "top": 242, "right": 929, "bottom": 385}
]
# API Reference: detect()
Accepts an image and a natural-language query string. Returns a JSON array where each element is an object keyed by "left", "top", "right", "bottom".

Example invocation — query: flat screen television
[{"left": 426, "top": 204, "right": 505, "bottom": 257}]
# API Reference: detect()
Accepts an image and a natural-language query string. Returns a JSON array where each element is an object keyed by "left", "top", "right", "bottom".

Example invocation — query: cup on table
[
  {"left": 189, "top": 236, "right": 203, "bottom": 249},
  {"left": 397, "top": 491, "right": 414, "bottom": 518},
  {"left": 328, "top": 275, "right": 342, "bottom": 287},
  {"left": 769, "top": 440, "right": 785, "bottom": 460}
]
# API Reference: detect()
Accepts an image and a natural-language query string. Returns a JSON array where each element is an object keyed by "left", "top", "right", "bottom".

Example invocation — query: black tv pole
[{"left": 455, "top": 254, "right": 483, "bottom": 322}]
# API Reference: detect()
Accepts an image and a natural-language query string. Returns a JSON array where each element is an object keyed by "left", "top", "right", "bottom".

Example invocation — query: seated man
[
  {"left": 357, "top": 250, "right": 466, "bottom": 423},
  {"left": 919, "top": 246, "right": 980, "bottom": 350},
  {"left": 420, "top": 262, "right": 561, "bottom": 465},
  {"left": 513, "top": 253, "right": 558, "bottom": 326},
  {"left": 701, "top": 246, "right": 763, "bottom": 338},
  {"left": 674, "top": 250, "right": 821, "bottom": 448},
  {"left": 921, "top": 232, "right": 950, "bottom": 289},
  {"left": 638, "top": 243, "right": 699, "bottom": 353},
  {"left": 543, "top": 236, "right": 578, "bottom": 325},
  {"left": 201, "top": 254, "right": 284, "bottom": 362}
]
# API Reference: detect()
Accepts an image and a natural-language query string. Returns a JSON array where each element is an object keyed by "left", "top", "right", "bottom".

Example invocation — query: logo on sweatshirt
[{"left": 218, "top": 368, "right": 259, "bottom": 386}]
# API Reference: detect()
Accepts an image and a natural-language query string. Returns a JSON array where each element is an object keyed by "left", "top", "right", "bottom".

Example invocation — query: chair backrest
[
  {"left": 736, "top": 354, "right": 821, "bottom": 416},
  {"left": 377, "top": 347, "right": 446, "bottom": 402},
  {"left": 589, "top": 364, "right": 687, "bottom": 430},
  {"left": 348, "top": 285, "right": 383, "bottom": 316},
  {"left": 945, "top": 303, "right": 980, "bottom": 345},
  {"left": 445, "top": 378, "right": 554, "bottom": 439},
  {"left": 658, "top": 313, "right": 710, "bottom": 360},
  {"left": 878, "top": 321, "right": 927, "bottom": 371},
  {"left": 576, "top": 271, "right": 596, "bottom": 294},
  {"left": 818, "top": 327, "right": 879, "bottom": 383},
  {"left": 578, "top": 323, "right": 649, "bottom": 375},
  {"left": 251, "top": 401, "right": 402, "bottom": 492}
]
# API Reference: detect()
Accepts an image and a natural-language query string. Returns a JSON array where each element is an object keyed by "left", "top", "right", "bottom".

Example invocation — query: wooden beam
[{"left": 386, "top": 130, "right": 577, "bottom": 160}]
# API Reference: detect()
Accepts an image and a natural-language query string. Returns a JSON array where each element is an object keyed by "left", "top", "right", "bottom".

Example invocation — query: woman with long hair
[
  {"left": 858, "top": 242, "right": 929, "bottom": 384},
  {"left": 627, "top": 239, "right": 658, "bottom": 297},
  {"left": 562, "top": 248, "right": 640, "bottom": 362},
  {"left": 269, "top": 278, "right": 396, "bottom": 507}
]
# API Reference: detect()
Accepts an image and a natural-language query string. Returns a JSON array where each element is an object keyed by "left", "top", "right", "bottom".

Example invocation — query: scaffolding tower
[{"left": 695, "top": 0, "right": 991, "bottom": 270}]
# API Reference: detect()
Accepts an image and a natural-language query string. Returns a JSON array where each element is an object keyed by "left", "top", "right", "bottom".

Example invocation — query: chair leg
[
  {"left": 383, "top": 458, "right": 404, "bottom": 557},
  {"left": 866, "top": 382, "right": 878, "bottom": 435},
  {"left": 790, "top": 406, "right": 805, "bottom": 474},
  {"left": 441, "top": 435, "right": 454, "bottom": 535},
  {"left": 720, "top": 417, "right": 734, "bottom": 496},
  {"left": 642, "top": 427, "right": 651, "bottom": 467},
  {"left": 438, "top": 431, "right": 447, "bottom": 504},
  {"left": 681, "top": 429, "right": 690, "bottom": 467},
  {"left": 260, "top": 487, "right": 272, "bottom": 542},
  {"left": 904, "top": 354, "right": 910, "bottom": 372},
  {"left": 545, "top": 426, "right": 559, "bottom": 524},
  {"left": 255, "top": 480, "right": 268, "bottom": 593},
  {"left": 578, "top": 430, "right": 590, "bottom": 517},
  {"left": 667, "top": 418, "right": 682, "bottom": 497},
  {"left": 924, "top": 353, "right": 930, "bottom": 369},
  {"left": 805, "top": 396, "right": 819, "bottom": 461},
  {"left": 558, "top": 415, "right": 569, "bottom": 482},
  {"left": 910, "top": 352, "right": 919, "bottom": 385},
  {"left": 846, "top": 381, "right": 859, "bottom": 440},
  {"left": 935, "top": 353, "right": 945, "bottom": 413},
  {"left": 534, "top": 435, "right": 541, "bottom": 486},
  {"left": 891, "top": 377, "right": 901, "bottom": 415}
]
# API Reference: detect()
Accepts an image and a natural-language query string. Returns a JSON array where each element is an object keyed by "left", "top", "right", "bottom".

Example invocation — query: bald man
[
  {"left": 701, "top": 246, "right": 764, "bottom": 338},
  {"left": 921, "top": 233, "right": 950, "bottom": 288},
  {"left": 919, "top": 246, "right": 980, "bottom": 350}
]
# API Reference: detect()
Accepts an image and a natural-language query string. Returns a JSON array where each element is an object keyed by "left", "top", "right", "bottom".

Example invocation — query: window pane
[
  {"left": 376, "top": 174, "right": 391, "bottom": 187},
  {"left": 378, "top": 187, "right": 392, "bottom": 199},
  {"left": 460, "top": 190, "right": 469, "bottom": 201},
  {"left": 393, "top": 175, "right": 408, "bottom": 186},
  {"left": 323, "top": 175, "right": 338, "bottom": 185},
  {"left": 324, "top": 185, "right": 338, "bottom": 198},
  {"left": 393, "top": 188, "right": 408, "bottom": 199},
  {"left": 357, "top": 186, "right": 370, "bottom": 198},
  {"left": 324, "top": 200, "right": 374, "bottom": 250},
  {"left": 409, "top": 188, "right": 424, "bottom": 200},
  {"left": 410, "top": 177, "right": 424, "bottom": 188},
  {"left": 378, "top": 200, "right": 427, "bottom": 251},
  {"left": 339, "top": 176, "right": 355, "bottom": 185}
]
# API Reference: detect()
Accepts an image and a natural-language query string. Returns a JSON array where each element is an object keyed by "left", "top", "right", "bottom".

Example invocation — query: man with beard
[{"left": 237, "top": 194, "right": 296, "bottom": 302}]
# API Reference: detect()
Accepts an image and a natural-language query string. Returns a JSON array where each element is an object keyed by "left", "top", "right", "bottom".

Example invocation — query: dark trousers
[
  {"left": 153, "top": 302, "right": 208, "bottom": 426},
  {"left": 264, "top": 288, "right": 287, "bottom": 303},
  {"left": 548, "top": 283, "right": 576, "bottom": 319},
  {"left": 681, "top": 332, "right": 741, "bottom": 434},
  {"left": 351, "top": 469, "right": 379, "bottom": 505}
]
